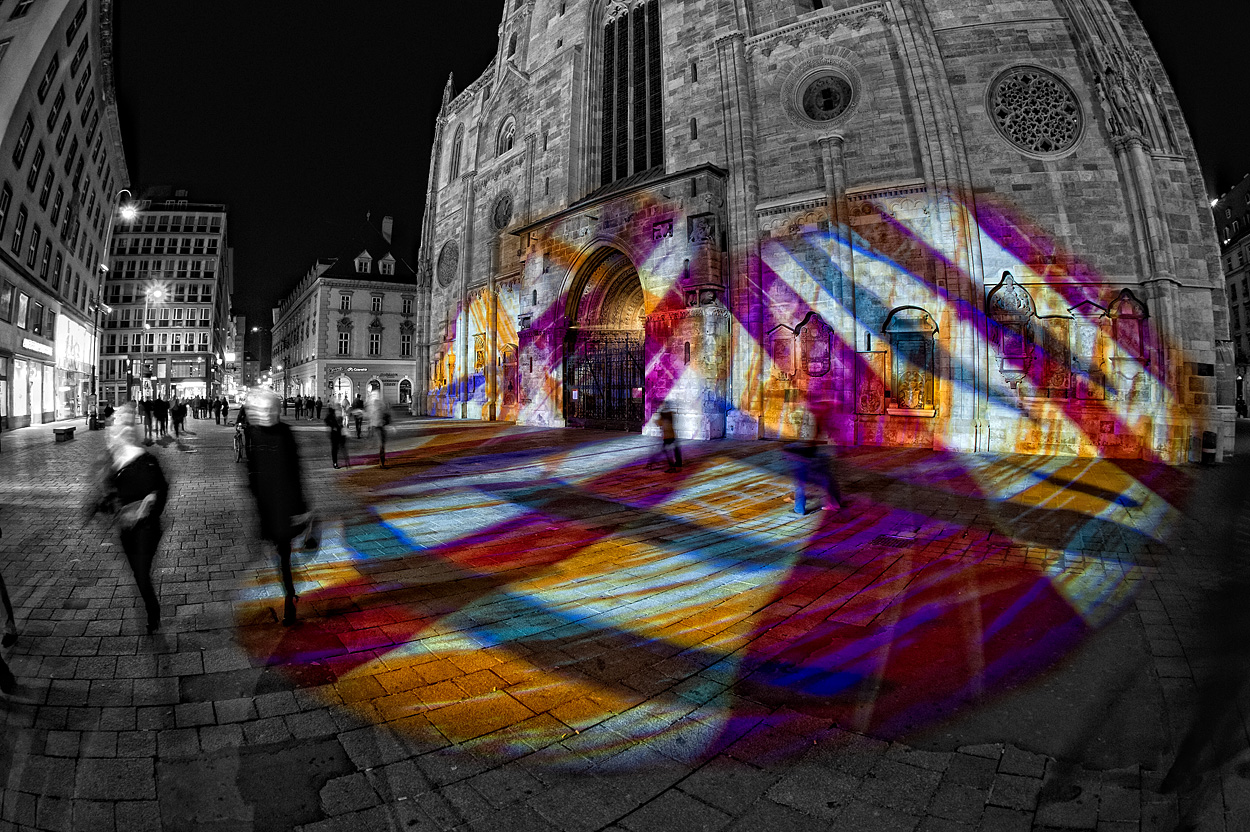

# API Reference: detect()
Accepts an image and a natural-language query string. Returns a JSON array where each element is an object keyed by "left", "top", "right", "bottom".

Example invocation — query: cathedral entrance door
[
  {"left": 564, "top": 330, "right": 644, "bottom": 430},
  {"left": 561, "top": 249, "right": 646, "bottom": 432}
]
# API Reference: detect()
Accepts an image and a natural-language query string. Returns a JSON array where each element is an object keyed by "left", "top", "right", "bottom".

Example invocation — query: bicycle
[{"left": 234, "top": 422, "right": 246, "bottom": 462}]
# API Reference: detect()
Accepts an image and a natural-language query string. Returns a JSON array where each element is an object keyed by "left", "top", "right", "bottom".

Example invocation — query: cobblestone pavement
[{"left": 0, "top": 412, "right": 1247, "bottom": 831}]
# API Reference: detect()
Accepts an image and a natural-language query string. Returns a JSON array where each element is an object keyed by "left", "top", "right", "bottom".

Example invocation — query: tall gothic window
[
  {"left": 448, "top": 125, "right": 463, "bottom": 182},
  {"left": 600, "top": 0, "right": 663, "bottom": 187}
]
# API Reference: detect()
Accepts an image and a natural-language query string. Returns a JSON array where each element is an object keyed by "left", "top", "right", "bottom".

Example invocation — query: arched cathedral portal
[{"left": 563, "top": 249, "right": 645, "bottom": 431}]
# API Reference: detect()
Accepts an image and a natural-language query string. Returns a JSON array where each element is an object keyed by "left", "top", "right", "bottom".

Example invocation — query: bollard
[{"left": 1201, "top": 430, "right": 1217, "bottom": 465}]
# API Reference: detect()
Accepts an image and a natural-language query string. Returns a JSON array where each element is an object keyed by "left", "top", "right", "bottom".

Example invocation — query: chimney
[{"left": 382, "top": 216, "right": 393, "bottom": 244}]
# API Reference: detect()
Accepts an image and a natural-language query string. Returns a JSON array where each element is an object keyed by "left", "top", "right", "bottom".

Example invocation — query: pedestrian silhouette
[
  {"left": 325, "top": 404, "right": 349, "bottom": 468},
  {"left": 783, "top": 407, "right": 844, "bottom": 514},
  {"left": 91, "top": 402, "right": 170, "bottom": 632},
  {"left": 648, "top": 408, "right": 682, "bottom": 472},
  {"left": 351, "top": 395, "right": 365, "bottom": 439},
  {"left": 366, "top": 392, "right": 389, "bottom": 468},
  {"left": 244, "top": 388, "right": 312, "bottom": 625},
  {"left": 0, "top": 528, "right": 17, "bottom": 693},
  {"left": 1159, "top": 442, "right": 1250, "bottom": 828}
]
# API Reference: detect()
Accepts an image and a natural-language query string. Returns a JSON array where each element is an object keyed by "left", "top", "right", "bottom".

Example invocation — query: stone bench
[{"left": 53, "top": 427, "right": 75, "bottom": 442}]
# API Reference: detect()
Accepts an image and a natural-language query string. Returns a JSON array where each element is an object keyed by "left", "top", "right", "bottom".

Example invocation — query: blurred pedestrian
[
  {"left": 647, "top": 407, "right": 682, "bottom": 473},
  {"left": 212, "top": 397, "right": 222, "bottom": 424},
  {"left": 0, "top": 532, "right": 17, "bottom": 693},
  {"left": 154, "top": 397, "right": 169, "bottom": 437},
  {"left": 783, "top": 408, "right": 843, "bottom": 515},
  {"left": 325, "top": 403, "right": 348, "bottom": 468},
  {"left": 351, "top": 395, "right": 365, "bottom": 439},
  {"left": 315, "top": 397, "right": 323, "bottom": 420},
  {"left": 1160, "top": 447, "right": 1250, "bottom": 826},
  {"left": 170, "top": 398, "right": 187, "bottom": 437},
  {"left": 140, "top": 397, "right": 155, "bottom": 444},
  {"left": 366, "top": 392, "right": 389, "bottom": 467},
  {"left": 93, "top": 402, "right": 170, "bottom": 632},
  {"left": 244, "top": 388, "right": 311, "bottom": 625},
  {"left": 221, "top": 397, "right": 230, "bottom": 423}
]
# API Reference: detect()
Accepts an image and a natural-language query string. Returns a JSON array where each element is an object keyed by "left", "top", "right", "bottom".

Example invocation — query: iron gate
[{"left": 564, "top": 330, "right": 644, "bottom": 431}]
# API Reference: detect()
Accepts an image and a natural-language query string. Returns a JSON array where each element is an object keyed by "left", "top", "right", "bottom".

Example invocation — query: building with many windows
[
  {"left": 0, "top": 0, "right": 129, "bottom": 429},
  {"left": 416, "top": 0, "right": 1230, "bottom": 462},
  {"left": 272, "top": 215, "right": 419, "bottom": 408},
  {"left": 97, "top": 188, "right": 233, "bottom": 404},
  {"left": 1212, "top": 174, "right": 1250, "bottom": 406}
]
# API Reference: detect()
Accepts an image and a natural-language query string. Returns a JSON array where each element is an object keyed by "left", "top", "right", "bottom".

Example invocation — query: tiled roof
[{"left": 318, "top": 219, "right": 417, "bottom": 283}]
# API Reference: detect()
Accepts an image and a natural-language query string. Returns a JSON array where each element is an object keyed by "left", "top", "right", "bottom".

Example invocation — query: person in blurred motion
[
  {"left": 244, "top": 388, "right": 311, "bottom": 625},
  {"left": 783, "top": 407, "right": 843, "bottom": 515},
  {"left": 1160, "top": 446, "right": 1250, "bottom": 828},
  {"left": 366, "top": 391, "right": 390, "bottom": 468},
  {"left": 94, "top": 401, "right": 170, "bottom": 633},
  {"left": 324, "top": 403, "right": 349, "bottom": 469},
  {"left": 351, "top": 395, "right": 365, "bottom": 439},
  {"left": 647, "top": 408, "right": 682, "bottom": 473},
  {"left": 0, "top": 533, "right": 17, "bottom": 692}
]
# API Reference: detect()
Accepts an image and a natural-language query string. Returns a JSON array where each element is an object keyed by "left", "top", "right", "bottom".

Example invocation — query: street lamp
[{"left": 90, "top": 189, "right": 137, "bottom": 424}]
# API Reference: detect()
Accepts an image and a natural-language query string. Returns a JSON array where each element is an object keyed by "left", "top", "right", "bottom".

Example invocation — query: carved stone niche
[
  {"left": 767, "top": 323, "right": 796, "bottom": 381},
  {"left": 986, "top": 271, "right": 1036, "bottom": 390},
  {"left": 883, "top": 307, "right": 938, "bottom": 415},
  {"left": 1069, "top": 300, "right": 1108, "bottom": 401},
  {"left": 1107, "top": 287, "right": 1151, "bottom": 402},
  {"left": 795, "top": 311, "right": 833, "bottom": 378}
]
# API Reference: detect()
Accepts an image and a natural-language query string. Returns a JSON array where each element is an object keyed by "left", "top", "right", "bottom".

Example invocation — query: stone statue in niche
[
  {"left": 688, "top": 215, "right": 716, "bottom": 247},
  {"left": 473, "top": 335, "right": 486, "bottom": 372}
]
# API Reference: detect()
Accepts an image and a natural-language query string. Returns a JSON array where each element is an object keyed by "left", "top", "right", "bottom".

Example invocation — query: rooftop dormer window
[
  {"left": 354, "top": 252, "right": 372, "bottom": 274},
  {"left": 379, "top": 255, "right": 395, "bottom": 276}
]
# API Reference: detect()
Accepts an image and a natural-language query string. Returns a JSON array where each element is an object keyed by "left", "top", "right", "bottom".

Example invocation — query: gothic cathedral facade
[{"left": 415, "top": 0, "right": 1230, "bottom": 463}]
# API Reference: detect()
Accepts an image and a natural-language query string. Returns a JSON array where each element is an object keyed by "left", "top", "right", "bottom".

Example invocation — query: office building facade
[
  {"left": 98, "top": 189, "right": 232, "bottom": 404},
  {"left": 0, "top": 0, "right": 129, "bottom": 428}
]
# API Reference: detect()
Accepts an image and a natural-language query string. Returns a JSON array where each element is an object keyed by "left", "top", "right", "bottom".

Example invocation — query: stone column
[
  {"left": 459, "top": 173, "right": 477, "bottom": 419},
  {"left": 819, "top": 133, "right": 855, "bottom": 431},
  {"left": 715, "top": 31, "right": 763, "bottom": 438}
]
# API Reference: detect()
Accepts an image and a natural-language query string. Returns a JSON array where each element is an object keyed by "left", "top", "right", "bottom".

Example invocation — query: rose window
[{"left": 989, "top": 67, "right": 1082, "bottom": 155}]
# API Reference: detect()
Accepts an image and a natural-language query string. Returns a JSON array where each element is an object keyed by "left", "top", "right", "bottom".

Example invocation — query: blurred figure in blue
[{"left": 783, "top": 407, "right": 843, "bottom": 515}]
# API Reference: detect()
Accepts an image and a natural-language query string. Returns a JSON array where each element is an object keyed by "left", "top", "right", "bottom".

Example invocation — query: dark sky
[{"left": 113, "top": 1, "right": 1246, "bottom": 327}]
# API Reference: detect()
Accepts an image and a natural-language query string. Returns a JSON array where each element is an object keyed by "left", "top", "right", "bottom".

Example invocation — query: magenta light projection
[{"left": 236, "top": 186, "right": 1201, "bottom": 770}]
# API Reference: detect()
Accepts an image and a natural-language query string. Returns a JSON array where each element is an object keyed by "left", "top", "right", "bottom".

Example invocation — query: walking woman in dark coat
[
  {"left": 98, "top": 402, "right": 170, "bottom": 632},
  {"left": 324, "top": 403, "right": 348, "bottom": 468},
  {"left": 244, "top": 388, "right": 310, "bottom": 625}
]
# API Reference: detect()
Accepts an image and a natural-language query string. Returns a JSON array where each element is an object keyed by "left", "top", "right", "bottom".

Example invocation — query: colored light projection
[
  {"left": 429, "top": 175, "right": 1197, "bottom": 462},
  {"left": 282, "top": 181, "right": 1208, "bottom": 770},
  {"left": 235, "top": 423, "right": 1182, "bottom": 771}
]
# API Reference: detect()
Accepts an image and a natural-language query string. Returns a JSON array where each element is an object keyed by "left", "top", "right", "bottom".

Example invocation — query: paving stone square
[{"left": 0, "top": 415, "right": 1248, "bottom": 830}]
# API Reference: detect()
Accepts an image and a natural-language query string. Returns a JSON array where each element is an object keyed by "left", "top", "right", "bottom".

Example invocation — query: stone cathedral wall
[{"left": 414, "top": 0, "right": 1229, "bottom": 463}]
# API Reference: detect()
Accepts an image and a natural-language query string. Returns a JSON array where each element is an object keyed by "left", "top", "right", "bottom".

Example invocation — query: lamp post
[
  {"left": 139, "top": 283, "right": 167, "bottom": 399},
  {"left": 90, "top": 190, "right": 136, "bottom": 423}
]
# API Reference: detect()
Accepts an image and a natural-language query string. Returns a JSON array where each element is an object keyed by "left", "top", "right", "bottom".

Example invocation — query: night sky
[{"left": 112, "top": 1, "right": 1247, "bottom": 329}]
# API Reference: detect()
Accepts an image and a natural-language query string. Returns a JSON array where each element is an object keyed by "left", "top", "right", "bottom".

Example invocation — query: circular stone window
[
  {"left": 988, "top": 66, "right": 1083, "bottom": 157},
  {"left": 801, "top": 73, "right": 854, "bottom": 122},
  {"left": 782, "top": 60, "right": 862, "bottom": 129},
  {"left": 492, "top": 192, "right": 514, "bottom": 231},
  {"left": 436, "top": 240, "right": 459, "bottom": 288}
]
